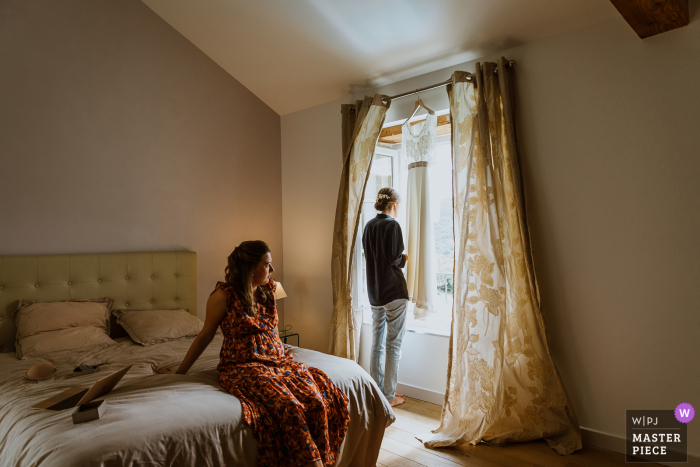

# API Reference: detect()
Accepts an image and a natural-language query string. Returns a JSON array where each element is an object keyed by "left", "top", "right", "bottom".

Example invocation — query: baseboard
[
  {"left": 395, "top": 382, "right": 445, "bottom": 405},
  {"left": 581, "top": 426, "right": 700, "bottom": 467}
]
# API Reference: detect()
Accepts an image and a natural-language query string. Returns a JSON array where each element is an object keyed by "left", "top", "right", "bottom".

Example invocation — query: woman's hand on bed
[{"left": 154, "top": 367, "right": 177, "bottom": 374}]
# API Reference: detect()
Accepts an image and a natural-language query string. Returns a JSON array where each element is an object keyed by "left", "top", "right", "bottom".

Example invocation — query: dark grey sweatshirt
[{"left": 362, "top": 214, "right": 409, "bottom": 307}]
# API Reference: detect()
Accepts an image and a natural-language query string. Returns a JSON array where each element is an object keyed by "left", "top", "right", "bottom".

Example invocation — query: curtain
[
  {"left": 421, "top": 58, "right": 582, "bottom": 455},
  {"left": 329, "top": 95, "right": 390, "bottom": 361}
]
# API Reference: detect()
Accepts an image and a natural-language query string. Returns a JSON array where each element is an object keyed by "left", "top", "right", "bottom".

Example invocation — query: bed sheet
[{"left": 0, "top": 334, "right": 394, "bottom": 467}]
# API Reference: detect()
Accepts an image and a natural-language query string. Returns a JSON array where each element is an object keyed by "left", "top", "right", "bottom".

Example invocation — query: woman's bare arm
[{"left": 155, "top": 288, "right": 227, "bottom": 375}]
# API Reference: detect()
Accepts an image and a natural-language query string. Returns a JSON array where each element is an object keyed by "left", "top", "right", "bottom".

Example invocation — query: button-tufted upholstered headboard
[{"left": 0, "top": 251, "right": 197, "bottom": 353}]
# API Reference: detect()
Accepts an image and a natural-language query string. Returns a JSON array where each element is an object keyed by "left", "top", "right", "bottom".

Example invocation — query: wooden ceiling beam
[{"left": 610, "top": 0, "right": 689, "bottom": 38}]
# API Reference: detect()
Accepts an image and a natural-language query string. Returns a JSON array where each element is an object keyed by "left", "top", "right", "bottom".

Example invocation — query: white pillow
[
  {"left": 17, "top": 327, "right": 115, "bottom": 358},
  {"left": 14, "top": 299, "right": 115, "bottom": 359},
  {"left": 113, "top": 309, "right": 203, "bottom": 346}
]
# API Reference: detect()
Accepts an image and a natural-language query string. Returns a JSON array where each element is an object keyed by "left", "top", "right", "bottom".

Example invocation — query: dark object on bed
[{"left": 73, "top": 363, "right": 108, "bottom": 376}]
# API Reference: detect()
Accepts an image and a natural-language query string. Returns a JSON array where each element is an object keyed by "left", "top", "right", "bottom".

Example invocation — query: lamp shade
[{"left": 275, "top": 282, "right": 287, "bottom": 299}]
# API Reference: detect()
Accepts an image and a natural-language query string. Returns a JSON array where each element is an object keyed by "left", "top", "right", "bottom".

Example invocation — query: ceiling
[{"left": 142, "top": 0, "right": 619, "bottom": 115}]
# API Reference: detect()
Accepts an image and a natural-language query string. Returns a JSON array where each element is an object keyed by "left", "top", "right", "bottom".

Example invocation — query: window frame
[{"left": 353, "top": 147, "right": 399, "bottom": 319}]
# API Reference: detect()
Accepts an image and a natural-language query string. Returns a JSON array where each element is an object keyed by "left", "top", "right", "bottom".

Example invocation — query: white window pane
[{"left": 365, "top": 154, "right": 392, "bottom": 202}]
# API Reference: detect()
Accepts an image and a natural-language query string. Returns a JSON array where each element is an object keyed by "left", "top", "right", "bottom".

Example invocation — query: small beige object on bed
[{"left": 25, "top": 361, "right": 56, "bottom": 380}]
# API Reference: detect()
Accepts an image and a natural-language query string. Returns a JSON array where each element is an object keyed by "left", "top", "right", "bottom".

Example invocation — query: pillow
[
  {"left": 113, "top": 309, "right": 203, "bottom": 346},
  {"left": 13, "top": 298, "right": 115, "bottom": 359},
  {"left": 17, "top": 327, "right": 115, "bottom": 358}
]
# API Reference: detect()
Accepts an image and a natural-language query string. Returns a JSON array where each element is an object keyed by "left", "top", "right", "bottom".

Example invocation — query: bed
[{"left": 0, "top": 252, "right": 394, "bottom": 467}]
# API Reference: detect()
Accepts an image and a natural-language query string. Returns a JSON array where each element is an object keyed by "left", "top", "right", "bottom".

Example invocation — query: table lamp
[{"left": 275, "top": 282, "right": 287, "bottom": 300}]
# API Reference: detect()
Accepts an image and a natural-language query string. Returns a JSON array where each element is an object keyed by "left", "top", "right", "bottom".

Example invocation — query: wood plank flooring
[{"left": 378, "top": 397, "right": 662, "bottom": 467}]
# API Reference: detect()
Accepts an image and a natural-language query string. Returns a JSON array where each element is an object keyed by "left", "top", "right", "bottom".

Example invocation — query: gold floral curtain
[
  {"left": 421, "top": 58, "right": 582, "bottom": 455},
  {"left": 329, "top": 95, "right": 390, "bottom": 361}
]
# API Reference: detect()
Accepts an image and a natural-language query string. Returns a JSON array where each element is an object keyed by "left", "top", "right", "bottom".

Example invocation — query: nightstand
[{"left": 279, "top": 330, "right": 299, "bottom": 347}]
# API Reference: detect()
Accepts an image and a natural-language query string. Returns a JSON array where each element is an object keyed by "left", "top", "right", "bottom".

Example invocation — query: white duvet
[{"left": 0, "top": 334, "right": 394, "bottom": 467}]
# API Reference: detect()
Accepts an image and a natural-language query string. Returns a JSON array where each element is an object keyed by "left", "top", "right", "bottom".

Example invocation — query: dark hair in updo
[
  {"left": 374, "top": 187, "right": 400, "bottom": 211},
  {"left": 225, "top": 240, "right": 272, "bottom": 314}
]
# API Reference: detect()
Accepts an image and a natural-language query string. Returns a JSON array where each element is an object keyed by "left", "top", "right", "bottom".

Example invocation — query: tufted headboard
[{"left": 0, "top": 251, "right": 197, "bottom": 353}]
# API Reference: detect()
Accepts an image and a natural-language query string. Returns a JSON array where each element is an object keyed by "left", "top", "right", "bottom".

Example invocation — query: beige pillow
[
  {"left": 17, "top": 327, "right": 115, "bottom": 358},
  {"left": 113, "top": 309, "right": 203, "bottom": 346},
  {"left": 14, "top": 298, "right": 115, "bottom": 359}
]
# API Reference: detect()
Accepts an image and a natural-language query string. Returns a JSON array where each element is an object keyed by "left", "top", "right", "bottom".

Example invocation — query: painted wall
[
  {"left": 0, "top": 0, "right": 283, "bottom": 322},
  {"left": 281, "top": 14, "right": 700, "bottom": 456},
  {"left": 280, "top": 98, "right": 348, "bottom": 346}
]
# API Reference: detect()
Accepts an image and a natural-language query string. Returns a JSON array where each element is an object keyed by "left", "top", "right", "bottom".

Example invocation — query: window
[{"left": 357, "top": 124, "right": 454, "bottom": 337}]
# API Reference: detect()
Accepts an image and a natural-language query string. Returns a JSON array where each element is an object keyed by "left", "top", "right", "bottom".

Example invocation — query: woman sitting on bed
[{"left": 156, "top": 240, "right": 350, "bottom": 467}]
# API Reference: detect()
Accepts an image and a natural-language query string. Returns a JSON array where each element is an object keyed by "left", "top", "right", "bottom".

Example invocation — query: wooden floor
[{"left": 378, "top": 396, "right": 656, "bottom": 467}]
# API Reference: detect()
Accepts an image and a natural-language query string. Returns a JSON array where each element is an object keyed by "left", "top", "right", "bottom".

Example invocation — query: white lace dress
[{"left": 402, "top": 113, "right": 438, "bottom": 318}]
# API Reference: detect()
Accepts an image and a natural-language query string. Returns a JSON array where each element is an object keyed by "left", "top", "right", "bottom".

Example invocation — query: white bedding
[{"left": 0, "top": 334, "right": 394, "bottom": 467}]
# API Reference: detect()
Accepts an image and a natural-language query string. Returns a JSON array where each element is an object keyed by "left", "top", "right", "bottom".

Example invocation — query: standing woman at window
[{"left": 362, "top": 187, "right": 409, "bottom": 407}]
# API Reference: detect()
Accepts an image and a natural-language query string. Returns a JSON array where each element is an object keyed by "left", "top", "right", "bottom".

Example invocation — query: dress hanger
[{"left": 406, "top": 90, "right": 435, "bottom": 124}]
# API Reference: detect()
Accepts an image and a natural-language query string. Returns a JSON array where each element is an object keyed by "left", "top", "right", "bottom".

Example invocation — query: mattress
[{"left": 0, "top": 334, "right": 395, "bottom": 466}]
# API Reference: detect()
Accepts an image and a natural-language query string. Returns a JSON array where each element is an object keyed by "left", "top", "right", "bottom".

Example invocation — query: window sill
[
  {"left": 405, "top": 327, "right": 450, "bottom": 338},
  {"left": 362, "top": 321, "right": 450, "bottom": 338},
  {"left": 359, "top": 319, "right": 451, "bottom": 338},
  {"left": 360, "top": 306, "right": 452, "bottom": 338}
]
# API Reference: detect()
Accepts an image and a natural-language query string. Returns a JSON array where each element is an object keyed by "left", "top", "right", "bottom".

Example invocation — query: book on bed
[{"left": 31, "top": 365, "right": 132, "bottom": 411}]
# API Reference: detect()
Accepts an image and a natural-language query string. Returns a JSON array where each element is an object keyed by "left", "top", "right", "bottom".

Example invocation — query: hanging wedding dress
[{"left": 403, "top": 113, "right": 438, "bottom": 319}]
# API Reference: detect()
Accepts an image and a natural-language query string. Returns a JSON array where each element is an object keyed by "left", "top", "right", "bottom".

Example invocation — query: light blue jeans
[{"left": 370, "top": 298, "right": 408, "bottom": 402}]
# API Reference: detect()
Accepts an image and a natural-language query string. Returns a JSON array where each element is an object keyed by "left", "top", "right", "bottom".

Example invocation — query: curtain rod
[{"left": 382, "top": 60, "right": 516, "bottom": 103}]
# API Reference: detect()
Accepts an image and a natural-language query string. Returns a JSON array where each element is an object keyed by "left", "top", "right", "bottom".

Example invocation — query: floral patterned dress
[{"left": 215, "top": 280, "right": 350, "bottom": 467}]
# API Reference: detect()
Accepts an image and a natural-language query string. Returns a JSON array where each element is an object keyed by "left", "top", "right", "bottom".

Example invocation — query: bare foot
[
  {"left": 395, "top": 393, "right": 404, "bottom": 398},
  {"left": 390, "top": 396, "right": 405, "bottom": 407}
]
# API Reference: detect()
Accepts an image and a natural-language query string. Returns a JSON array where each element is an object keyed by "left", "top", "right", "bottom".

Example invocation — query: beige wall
[
  {"left": 280, "top": 99, "right": 348, "bottom": 348},
  {"left": 282, "top": 15, "right": 700, "bottom": 455},
  {"left": 0, "top": 0, "right": 283, "bottom": 323}
]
